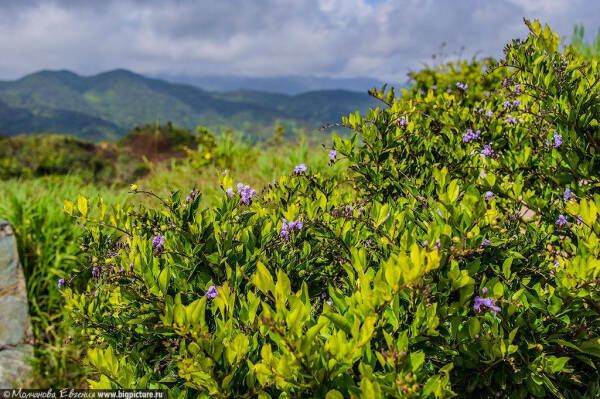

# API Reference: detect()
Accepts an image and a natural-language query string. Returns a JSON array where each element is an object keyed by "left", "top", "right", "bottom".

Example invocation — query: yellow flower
[{"left": 204, "top": 152, "right": 212, "bottom": 160}]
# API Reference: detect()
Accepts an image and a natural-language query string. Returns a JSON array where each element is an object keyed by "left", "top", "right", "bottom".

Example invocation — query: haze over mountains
[
  {"left": 0, "top": 69, "right": 382, "bottom": 141},
  {"left": 154, "top": 74, "right": 393, "bottom": 95}
]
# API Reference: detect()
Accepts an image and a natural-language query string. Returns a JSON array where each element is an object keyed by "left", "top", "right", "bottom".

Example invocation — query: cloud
[{"left": 0, "top": 0, "right": 597, "bottom": 81}]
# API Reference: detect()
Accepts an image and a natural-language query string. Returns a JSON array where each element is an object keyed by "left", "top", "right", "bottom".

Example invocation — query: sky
[{"left": 0, "top": 0, "right": 599, "bottom": 82}]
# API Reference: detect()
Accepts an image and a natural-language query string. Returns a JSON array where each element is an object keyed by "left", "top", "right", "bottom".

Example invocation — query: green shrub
[{"left": 63, "top": 20, "right": 600, "bottom": 398}]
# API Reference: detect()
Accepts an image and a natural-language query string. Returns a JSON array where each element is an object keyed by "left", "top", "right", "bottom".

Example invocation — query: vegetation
[
  {"left": 0, "top": 70, "right": 378, "bottom": 141},
  {"left": 51, "top": 20, "right": 600, "bottom": 398},
  {"left": 1, "top": 19, "right": 599, "bottom": 397},
  {"left": 0, "top": 125, "right": 340, "bottom": 388}
]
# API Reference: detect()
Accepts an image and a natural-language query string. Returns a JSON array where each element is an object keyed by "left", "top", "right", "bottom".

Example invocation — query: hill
[
  {"left": 0, "top": 70, "right": 379, "bottom": 141},
  {"left": 154, "top": 74, "right": 393, "bottom": 95}
]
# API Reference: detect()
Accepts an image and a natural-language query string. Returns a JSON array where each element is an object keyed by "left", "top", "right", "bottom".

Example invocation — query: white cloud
[{"left": 0, "top": 0, "right": 596, "bottom": 81}]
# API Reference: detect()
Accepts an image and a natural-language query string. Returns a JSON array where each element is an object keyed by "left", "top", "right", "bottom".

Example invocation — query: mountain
[
  {"left": 0, "top": 69, "right": 381, "bottom": 141},
  {"left": 154, "top": 74, "right": 394, "bottom": 95}
]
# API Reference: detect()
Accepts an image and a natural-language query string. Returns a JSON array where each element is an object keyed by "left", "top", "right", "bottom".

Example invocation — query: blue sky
[{"left": 0, "top": 0, "right": 598, "bottom": 81}]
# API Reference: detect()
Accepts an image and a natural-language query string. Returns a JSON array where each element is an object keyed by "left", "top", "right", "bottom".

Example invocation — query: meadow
[{"left": 1, "top": 21, "right": 600, "bottom": 397}]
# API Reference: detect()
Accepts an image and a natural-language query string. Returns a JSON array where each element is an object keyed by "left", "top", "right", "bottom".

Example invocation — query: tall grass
[{"left": 0, "top": 176, "right": 128, "bottom": 387}]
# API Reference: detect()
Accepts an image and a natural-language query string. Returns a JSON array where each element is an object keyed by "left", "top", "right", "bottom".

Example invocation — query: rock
[{"left": 0, "top": 220, "right": 33, "bottom": 388}]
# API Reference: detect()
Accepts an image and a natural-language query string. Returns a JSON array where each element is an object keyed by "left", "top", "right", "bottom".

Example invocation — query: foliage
[
  {"left": 61, "top": 21, "right": 600, "bottom": 398},
  {"left": 0, "top": 176, "right": 129, "bottom": 388},
  {"left": 571, "top": 24, "right": 600, "bottom": 60}
]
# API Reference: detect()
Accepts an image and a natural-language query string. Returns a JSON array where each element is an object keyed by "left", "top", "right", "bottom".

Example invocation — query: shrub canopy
[{"left": 63, "top": 20, "right": 600, "bottom": 398}]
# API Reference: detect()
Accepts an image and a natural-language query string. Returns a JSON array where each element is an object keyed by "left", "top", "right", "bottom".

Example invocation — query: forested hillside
[{"left": 0, "top": 70, "right": 378, "bottom": 140}]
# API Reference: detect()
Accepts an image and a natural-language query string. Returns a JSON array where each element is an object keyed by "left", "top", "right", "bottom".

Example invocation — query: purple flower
[
  {"left": 430, "top": 85, "right": 437, "bottom": 90},
  {"left": 513, "top": 84, "right": 521, "bottom": 94},
  {"left": 484, "top": 109, "right": 493, "bottom": 118},
  {"left": 553, "top": 132, "right": 562, "bottom": 148},
  {"left": 553, "top": 260, "right": 560, "bottom": 269},
  {"left": 462, "top": 129, "right": 481, "bottom": 143},
  {"left": 206, "top": 285, "right": 219, "bottom": 299},
  {"left": 294, "top": 164, "right": 308, "bottom": 174},
  {"left": 456, "top": 82, "right": 468, "bottom": 92},
  {"left": 329, "top": 149, "right": 338, "bottom": 161},
  {"left": 433, "top": 239, "right": 441, "bottom": 250},
  {"left": 237, "top": 183, "right": 257, "bottom": 205},
  {"left": 129, "top": 263, "right": 134, "bottom": 270},
  {"left": 225, "top": 188, "right": 235, "bottom": 198},
  {"left": 185, "top": 196, "right": 191, "bottom": 203},
  {"left": 221, "top": 170, "right": 228, "bottom": 176},
  {"left": 506, "top": 115, "right": 518, "bottom": 125},
  {"left": 280, "top": 218, "right": 303, "bottom": 239},
  {"left": 397, "top": 115, "right": 407, "bottom": 127},
  {"left": 326, "top": 300, "right": 333, "bottom": 306},
  {"left": 576, "top": 215, "right": 583, "bottom": 225},
  {"left": 555, "top": 214, "right": 569, "bottom": 228},
  {"left": 484, "top": 191, "right": 494, "bottom": 200},
  {"left": 119, "top": 266, "right": 125, "bottom": 273},
  {"left": 480, "top": 143, "right": 494, "bottom": 157},
  {"left": 545, "top": 139, "right": 551, "bottom": 147},
  {"left": 502, "top": 100, "right": 511, "bottom": 110},
  {"left": 58, "top": 278, "right": 65, "bottom": 289},
  {"left": 563, "top": 188, "right": 572, "bottom": 201},
  {"left": 423, "top": 240, "right": 429, "bottom": 247},
  {"left": 481, "top": 238, "right": 491, "bottom": 247},
  {"left": 482, "top": 287, "right": 488, "bottom": 295},
  {"left": 92, "top": 266, "right": 100, "bottom": 277},
  {"left": 474, "top": 296, "right": 501, "bottom": 315},
  {"left": 513, "top": 100, "right": 522, "bottom": 107},
  {"left": 321, "top": 292, "right": 327, "bottom": 299},
  {"left": 152, "top": 235, "right": 165, "bottom": 251}
]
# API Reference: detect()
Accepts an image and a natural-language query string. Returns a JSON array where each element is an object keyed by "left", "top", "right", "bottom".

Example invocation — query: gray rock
[
  {"left": 0, "top": 220, "right": 33, "bottom": 388},
  {"left": 0, "top": 345, "right": 33, "bottom": 388},
  {"left": 0, "top": 220, "right": 18, "bottom": 292},
  {"left": 0, "top": 296, "right": 29, "bottom": 346}
]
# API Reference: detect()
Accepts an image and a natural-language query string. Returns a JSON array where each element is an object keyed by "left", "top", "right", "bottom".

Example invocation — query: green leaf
[{"left": 77, "top": 194, "right": 88, "bottom": 218}]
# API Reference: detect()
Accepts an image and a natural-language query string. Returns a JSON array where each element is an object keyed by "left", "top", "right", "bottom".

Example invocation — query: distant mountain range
[
  {"left": 0, "top": 69, "right": 383, "bottom": 141},
  {"left": 154, "top": 74, "right": 394, "bottom": 95}
]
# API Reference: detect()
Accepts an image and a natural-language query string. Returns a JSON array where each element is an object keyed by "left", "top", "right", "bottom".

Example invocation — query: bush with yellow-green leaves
[{"left": 61, "top": 20, "right": 600, "bottom": 398}]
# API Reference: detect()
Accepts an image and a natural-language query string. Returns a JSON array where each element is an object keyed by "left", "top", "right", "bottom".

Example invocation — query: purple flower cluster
[
  {"left": 294, "top": 164, "right": 308, "bottom": 174},
  {"left": 462, "top": 129, "right": 481, "bottom": 143},
  {"left": 237, "top": 183, "right": 258, "bottom": 205},
  {"left": 456, "top": 82, "right": 468, "bottom": 92},
  {"left": 502, "top": 100, "right": 522, "bottom": 110},
  {"left": 397, "top": 115, "right": 407, "bottom": 128},
  {"left": 555, "top": 214, "right": 568, "bottom": 228},
  {"left": 205, "top": 285, "right": 219, "bottom": 299},
  {"left": 553, "top": 132, "right": 562, "bottom": 148},
  {"left": 506, "top": 115, "right": 518, "bottom": 125},
  {"left": 481, "top": 238, "right": 491, "bottom": 247},
  {"left": 152, "top": 235, "right": 165, "bottom": 251},
  {"left": 280, "top": 218, "right": 303, "bottom": 239},
  {"left": 474, "top": 296, "right": 501, "bottom": 315},
  {"left": 57, "top": 278, "right": 65, "bottom": 289},
  {"left": 484, "top": 109, "right": 494, "bottom": 118},
  {"left": 480, "top": 143, "right": 494, "bottom": 157},
  {"left": 484, "top": 191, "right": 494, "bottom": 200},
  {"left": 329, "top": 149, "right": 338, "bottom": 161},
  {"left": 563, "top": 188, "right": 572, "bottom": 201}
]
